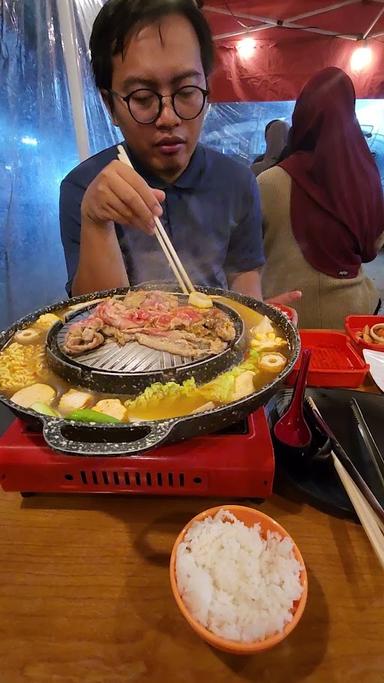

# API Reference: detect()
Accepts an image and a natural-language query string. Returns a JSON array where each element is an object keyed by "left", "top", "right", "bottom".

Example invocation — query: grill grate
[
  {"left": 57, "top": 310, "right": 204, "bottom": 373},
  {"left": 57, "top": 330, "right": 191, "bottom": 373},
  {"left": 46, "top": 292, "right": 246, "bottom": 395}
]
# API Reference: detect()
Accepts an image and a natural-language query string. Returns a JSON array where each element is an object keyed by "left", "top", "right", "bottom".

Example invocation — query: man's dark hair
[{"left": 90, "top": 0, "right": 214, "bottom": 92}]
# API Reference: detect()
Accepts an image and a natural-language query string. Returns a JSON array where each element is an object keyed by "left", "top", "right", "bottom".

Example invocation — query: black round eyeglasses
[{"left": 109, "top": 85, "right": 209, "bottom": 124}]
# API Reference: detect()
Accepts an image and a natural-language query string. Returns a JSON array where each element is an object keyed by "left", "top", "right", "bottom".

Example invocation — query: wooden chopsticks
[
  {"left": 117, "top": 145, "right": 195, "bottom": 295},
  {"left": 306, "top": 396, "right": 384, "bottom": 570},
  {"left": 332, "top": 455, "right": 384, "bottom": 568}
]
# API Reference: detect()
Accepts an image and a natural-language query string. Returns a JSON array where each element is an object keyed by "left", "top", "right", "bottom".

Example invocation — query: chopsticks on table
[
  {"left": 116, "top": 144, "right": 195, "bottom": 295},
  {"left": 332, "top": 455, "right": 384, "bottom": 568},
  {"left": 306, "top": 396, "right": 384, "bottom": 570}
]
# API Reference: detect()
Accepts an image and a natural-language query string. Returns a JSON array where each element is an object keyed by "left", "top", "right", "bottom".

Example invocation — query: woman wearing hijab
[
  {"left": 257, "top": 67, "right": 384, "bottom": 328},
  {"left": 252, "top": 120, "right": 290, "bottom": 177}
]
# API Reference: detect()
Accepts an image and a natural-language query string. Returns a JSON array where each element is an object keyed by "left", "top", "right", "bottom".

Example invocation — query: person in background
[
  {"left": 257, "top": 67, "right": 384, "bottom": 328},
  {"left": 60, "top": 0, "right": 300, "bottom": 307},
  {"left": 251, "top": 120, "right": 290, "bottom": 178}
]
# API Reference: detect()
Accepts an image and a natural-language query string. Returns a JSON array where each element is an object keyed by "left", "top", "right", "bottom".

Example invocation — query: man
[{"left": 60, "top": 0, "right": 300, "bottom": 306}]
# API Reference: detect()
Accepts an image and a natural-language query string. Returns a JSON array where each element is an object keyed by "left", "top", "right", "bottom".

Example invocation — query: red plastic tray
[
  {"left": 345, "top": 315, "right": 384, "bottom": 353},
  {"left": 286, "top": 330, "right": 369, "bottom": 388}
]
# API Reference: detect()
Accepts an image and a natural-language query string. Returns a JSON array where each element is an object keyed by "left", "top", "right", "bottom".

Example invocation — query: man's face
[{"left": 109, "top": 14, "right": 207, "bottom": 183}]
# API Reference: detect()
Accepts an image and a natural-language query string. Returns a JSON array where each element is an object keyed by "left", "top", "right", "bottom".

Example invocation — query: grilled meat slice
[
  {"left": 140, "top": 290, "right": 179, "bottom": 311},
  {"left": 63, "top": 317, "right": 105, "bottom": 355},
  {"left": 121, "top": 291, "right": 147, "bottom": 309},
  {"left": 122, "top": 290, "right": 178, "bottom": 312},
  {"left": 135, "top": 330, "right": 226, "bottom": 358},
  {"left": 106, "top": 328, "right": 137, "bottom": 345},
  {"left": 135, "top": 333, "right": 207, "bottom": 358},
  {"left": 204, "top": 308, "right": 236, "bottom": 341}
]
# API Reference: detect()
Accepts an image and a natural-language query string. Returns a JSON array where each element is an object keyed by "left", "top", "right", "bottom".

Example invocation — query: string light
[
  {"left": 351, "top": 45, "right": 372, "bottom": 72},
  {"left": 236, "top": 37, "right": 256, "bottom": 59},
  {"left": 21, "top": 136, "right": 38, "bottom": 146}
]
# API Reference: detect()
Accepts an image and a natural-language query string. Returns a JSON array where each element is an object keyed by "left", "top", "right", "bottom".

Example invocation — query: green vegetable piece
[
  {"left": 125, "top": 377, "right": 197, "bottom": 410},
  {"left": 67, "top": 408, "right": 121, "bottom": 424},
  {"left": 30, "top": 402, "right": 60, "bottom": 417}
]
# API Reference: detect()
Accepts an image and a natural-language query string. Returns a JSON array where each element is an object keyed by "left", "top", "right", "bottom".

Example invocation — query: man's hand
[
  {"left": 265, "top": 290, "right": 302, "bottom": 306},
  {"left": 81, "top": 160, "right": 165, "bottom": 234}
]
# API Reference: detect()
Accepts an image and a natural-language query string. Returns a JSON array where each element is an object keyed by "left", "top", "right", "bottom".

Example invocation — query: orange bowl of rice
[{"left": 169, "top": 505, "right": 308, "bottom": 654}]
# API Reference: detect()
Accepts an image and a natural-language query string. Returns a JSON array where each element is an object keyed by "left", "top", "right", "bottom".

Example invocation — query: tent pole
[
  {"left": 57, "top": 0, "right": 90, "bottom": 161},
  {"left": 207, "top": 6, "right": 357, "bottom": 41},
  {"left": 363, "top": 6, "right": 384, "bottom": 39},
  {"left": 204, "top": 6, "right": 276, "bottom": 26},
  {"left": 287, "top": 0, "right": 360, "bottom": 23},
  {"left": 213, "top": 24, "right": 357, "bottom": 41}
]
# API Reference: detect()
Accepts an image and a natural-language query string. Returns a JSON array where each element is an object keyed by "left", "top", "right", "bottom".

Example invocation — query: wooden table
[{"left": 0, "top": 398, "right": 383, "bottom": 683}]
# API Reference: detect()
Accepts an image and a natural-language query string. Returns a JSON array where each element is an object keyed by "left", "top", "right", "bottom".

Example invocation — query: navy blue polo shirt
[{"left": 60, "top": 143, "right": 265, "bottom": 295}]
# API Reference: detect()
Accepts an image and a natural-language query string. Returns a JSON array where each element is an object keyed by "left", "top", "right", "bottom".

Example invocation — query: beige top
[
  {"left": 251, "top": 120, "right": 290, "bottom": 177},
  {"left": 257, "top": 166, "right": 380, "bottom": 329}
]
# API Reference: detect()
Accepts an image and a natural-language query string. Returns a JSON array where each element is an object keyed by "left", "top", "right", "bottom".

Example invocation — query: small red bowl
[
  {"left": 345, "top": 315, "right": 384, "bottom": 352},
  {"left": 270, "top": 303, "right": 298, "bottom": 326}
]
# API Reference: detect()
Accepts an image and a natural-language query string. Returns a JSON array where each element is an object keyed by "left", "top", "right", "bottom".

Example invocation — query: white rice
[{"left": 175, "top": 509, "right": 304, "bottom": 643}]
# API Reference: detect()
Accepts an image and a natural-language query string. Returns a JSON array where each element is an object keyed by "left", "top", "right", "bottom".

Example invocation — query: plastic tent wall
[
  {"left": 1, "top": 0, "right": 384, "bottom": 330},
  {"left": 0, "top": 0, "right": 118, "bottom": 330}
]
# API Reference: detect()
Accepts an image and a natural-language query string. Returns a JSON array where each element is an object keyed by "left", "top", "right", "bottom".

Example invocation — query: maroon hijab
[{"left": 280, "top": 67, "right": 384, "bottom": 279}]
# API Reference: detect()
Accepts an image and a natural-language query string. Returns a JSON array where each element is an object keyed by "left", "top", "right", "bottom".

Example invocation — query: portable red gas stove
[{"left": 0, "top": 409, "right": 274, "bottom": 498}]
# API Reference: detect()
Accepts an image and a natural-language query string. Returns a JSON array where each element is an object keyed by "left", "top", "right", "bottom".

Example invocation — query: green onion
[{"left": 66, "top": 408, "right": 121, "bottom": 424}]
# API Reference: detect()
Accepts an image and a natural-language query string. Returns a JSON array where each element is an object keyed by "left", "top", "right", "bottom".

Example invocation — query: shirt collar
[{"left": 123, "top": 142, "right": 206, "bottom": 191}]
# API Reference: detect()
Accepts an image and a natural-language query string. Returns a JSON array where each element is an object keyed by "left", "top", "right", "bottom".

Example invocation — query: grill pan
[
  {"left": 46, "top": 294, "right": 245, "bottom": 394},
  {"left": 0, "top": 285, "right": 300, "bottom": 457}
]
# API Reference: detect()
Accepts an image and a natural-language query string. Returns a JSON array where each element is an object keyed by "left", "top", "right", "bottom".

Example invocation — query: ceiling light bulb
[
  {"left": 351, "top": 45, "right": 372, "bottom": 72},
  {"left": 237, "top": 37, "right": 256, "bottom": 59}
]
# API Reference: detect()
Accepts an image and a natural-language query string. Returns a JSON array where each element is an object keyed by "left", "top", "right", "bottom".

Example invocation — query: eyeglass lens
[{"left": 128, "top": 86, "right": 206, "bottom": 123}]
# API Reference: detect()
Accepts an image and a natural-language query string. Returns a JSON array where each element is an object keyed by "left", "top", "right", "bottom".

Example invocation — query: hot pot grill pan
[{"left": 0, "top": 286, "right": 300, "bottom": 457}]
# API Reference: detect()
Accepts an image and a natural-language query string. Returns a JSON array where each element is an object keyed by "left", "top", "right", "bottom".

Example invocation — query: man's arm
[
  {"left": 228, "top": 269, "right": 263, "bottom": 299},
  {"left": 60, "top": 160, "right": 165, "bottom": 296},
  {"left": 72, "top": 219, "right": 129, "bottom": 296},
  {"left": 60, "top": 179, "right": 127, "bottom": 296}
]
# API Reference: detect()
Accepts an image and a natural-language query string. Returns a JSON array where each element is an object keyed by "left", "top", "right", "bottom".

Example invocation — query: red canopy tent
[{"left": 205, "top": 0, "right": 384, "bottom": 100}]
